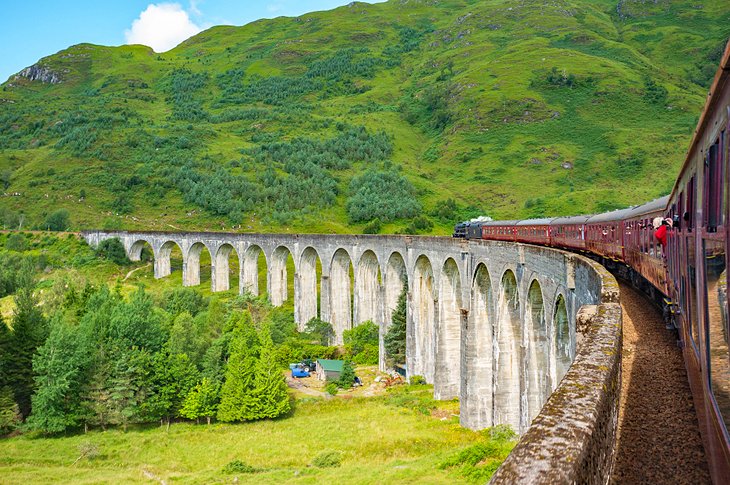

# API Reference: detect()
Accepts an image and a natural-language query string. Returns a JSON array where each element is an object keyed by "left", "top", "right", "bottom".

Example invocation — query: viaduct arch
[{"left": 83, "top": 231, "right": 603, "bottom": 434}]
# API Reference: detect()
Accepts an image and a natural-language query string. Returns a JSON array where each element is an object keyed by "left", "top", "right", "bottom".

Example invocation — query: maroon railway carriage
[
  {"left": 514, "top": 218, "right": 553, "bottom": 245},
  {"left": 480, "top": 220, "right": 518, "bottom": 242},
  {"left": 549, "top": 215, "right": 589, "bottom": 252},
  {"left": 622, "top": 196, "right": 670, "bottom": 296},
  {"left": 584, "top": 207, "right": 635, "bottom": 262},
  {"left": 467, "top": 40, "right": 730, "bottom": 483},
  {"left": 662, "top": 40, "right": 730, "bottom": 481}
]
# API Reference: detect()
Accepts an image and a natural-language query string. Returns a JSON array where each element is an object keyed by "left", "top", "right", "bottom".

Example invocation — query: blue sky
[{"left": 0, "top": 1, "right": 385, "bottom": 83}]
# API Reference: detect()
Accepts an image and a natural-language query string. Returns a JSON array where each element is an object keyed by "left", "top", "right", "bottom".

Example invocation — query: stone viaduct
[{"left": 83, "top": 230, "right": 615, "bottom": 442}]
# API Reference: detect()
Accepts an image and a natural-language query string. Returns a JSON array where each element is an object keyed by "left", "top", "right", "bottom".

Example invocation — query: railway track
[{"left": 611, "top": 282, "right": 710, "bottom": 484}]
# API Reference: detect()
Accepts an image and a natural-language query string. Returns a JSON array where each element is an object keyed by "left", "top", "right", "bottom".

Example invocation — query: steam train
[{"left": 454, "top": 41, "right": 730, "bottom": 481}]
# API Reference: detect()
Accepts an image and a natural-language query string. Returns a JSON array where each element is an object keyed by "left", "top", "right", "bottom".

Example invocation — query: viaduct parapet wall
[{"left": 83, "top": 230, "right": 621, "bottom": 482}]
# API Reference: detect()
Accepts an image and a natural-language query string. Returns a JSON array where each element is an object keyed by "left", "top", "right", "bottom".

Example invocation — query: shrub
[
  {"left": 409, "top": 375, "right": 426, "bottom": 385},
  {"left": 343, "top": 321, "right": 378, "bottom": 355},
  {"left": 351, "top": 344, "right": 378, "bottom": 365},
  {"left": 43, "top": 209, "right": 70, "bottom": 231},
  {"left": 312, "top": 451, "right": 342, "bottom": 468},
  {"left": 325, "top": 382, "right": 338, "bottom": 396},
  {"left": 95, "top": 238, "right": 130, "bottom": 265},
  {"left": 223, "top": 460, "right": 259, "bottom": 474},
  {"left": 363, "top": 218, "right": 381, "bottom": 234},
  {"left": 6, "top": 233, "right": 27, "bottom": 252}
]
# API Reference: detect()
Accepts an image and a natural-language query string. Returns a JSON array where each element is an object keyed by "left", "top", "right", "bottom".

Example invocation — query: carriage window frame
[{"left": 705, "top": 139, "right": 723, "bottom": 231}]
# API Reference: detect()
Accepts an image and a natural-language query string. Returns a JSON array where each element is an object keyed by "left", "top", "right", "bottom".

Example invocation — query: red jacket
[{"left": 654, "top": 224, "right": 667, "bottom": 246}]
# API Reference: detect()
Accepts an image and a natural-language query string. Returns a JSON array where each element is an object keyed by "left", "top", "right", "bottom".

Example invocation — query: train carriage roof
[
  {"left": 585, "top": 207, "right": 636, "bottom": 223},
  {"left": 515, "top": 218, "right": 555, "bottom": 226},
  {"left": 480, "top": 220, "right": 519, "bottom": 226},
  {"left": 671, "top": 40, "right": 730, "bottom": 199},
  {"left": 624, "top": 195, "right": 669, "bottom": 219},
  {"left": 550, "top": 215, "right": 591, "bottom": 225}
]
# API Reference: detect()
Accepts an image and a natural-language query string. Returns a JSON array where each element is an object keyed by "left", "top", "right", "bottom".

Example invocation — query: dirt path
[
  {"left": 123, "top": 263, "right": 151, "bottom": 281},
  {"left": 285, "top": 375, "right": 328, "bottom": 398},
  {"left": 611, "top": 282, "right": 710, "bottom": 484}
]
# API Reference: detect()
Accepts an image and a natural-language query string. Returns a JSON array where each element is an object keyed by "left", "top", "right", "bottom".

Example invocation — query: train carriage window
[
  {"left": 688, "top": 236, "right": 700, "bottom": 354},
  {"left": 688, "top": 176, "right": 696, "bottom": 232},
  {"left": 705, "top": 140, "right": 723, "bottom": 231},
  {"left": 703, "top": 238, "right": 730, "bottom": 435}
]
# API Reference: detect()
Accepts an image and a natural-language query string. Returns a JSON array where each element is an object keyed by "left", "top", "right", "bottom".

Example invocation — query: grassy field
[
  {"left": 0, "top": 387, "right": 514, "bottom": 484},
  {"left": 0, "top": 0, "right": 728, "bottom": 234}
]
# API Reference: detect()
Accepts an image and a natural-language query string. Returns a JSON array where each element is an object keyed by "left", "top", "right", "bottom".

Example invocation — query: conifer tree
[
  {"left": 0, "top": 317, "right": 17, "bottom": 434},
  {"left": 145, "top": 351, "right": 199, "bottom": 427},
  {"left": 217, "top": 312, "right": 260, "bottom": 422},
  {"left": 253, "top": 326, "right": 290, "bottom": 419},
  {"left": 180, "top": 377, "right": 219, "bottom": 424},
  {"left": 8, "top": 260, "right": 47, "bottom": 417},
  {"left": 338, "top": 360, "right": 356, "bottom": 389},
  {"left": 27, "top": 315, "right": 89, "bottom": 433},
  {"left": 384, "top": 284, "right": 407, "bottom": 366},
  {"left": 0, "top": 386, "right": 20, "bottom": 435},
  {"left": 0, "top": 315, "right": 11, "bottom": 388}
]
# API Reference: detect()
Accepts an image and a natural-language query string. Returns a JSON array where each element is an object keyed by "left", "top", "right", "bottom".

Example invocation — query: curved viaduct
[{"left": 83, "top": 230, "right": 614, "bottom": 439}]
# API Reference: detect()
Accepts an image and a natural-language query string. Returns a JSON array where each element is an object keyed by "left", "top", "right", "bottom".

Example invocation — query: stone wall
[{"left": 490, "top": 259, "right": 621, "bottom": 484}]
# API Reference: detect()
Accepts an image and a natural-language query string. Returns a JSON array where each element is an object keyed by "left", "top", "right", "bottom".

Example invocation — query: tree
[
  {"left": 161, "top": 288, "right": 208, "bottom": 318},
  {"left": 217, "top": 312, "right": 261, "bottom": 422},
  {"left": 168, "top": 312, "right": 206, "bottom": 366},
  {"left": 27, "top": 316, "right": 89, "bottom": 433},
  {"left": 304, "top": 317, "right": 334, "bottom": 346},
  {"left": 107, "top": 349, "right": 152, "bottom": 431},
  {"left": 0, "top": 386, "right": 20, "bottom": 435},
  {"left": 253, "top": 326, "right": 290, "bottom": 419},
  {"left": 8, "top": 260, "right": 47, "bottom": 417},
  {"left": 343, "top": 321, "right": 379, "bottom": 365},
  {"left": 180, "top": 377, "right": 219, "bottom": 424},
  {"left": 145, "top": 351, "right": 199, "bottom": 428},
  {"left": 108, "top": 286, "right": 167, "bottom": 352},
  {"left": 95, "top": 238, "right": 130, "bottom": 265},
  {"left": 384, "top": 284, "right": 407, "bottom": 366},
  {"left": 43, "top": 209, "right": 70, "bottom": 231},
  {"left": 337, "top": 361, "right": 356, "bottom": 389},
  {"left": 0, "top": 315, "right": 11, "bottom": 389}
]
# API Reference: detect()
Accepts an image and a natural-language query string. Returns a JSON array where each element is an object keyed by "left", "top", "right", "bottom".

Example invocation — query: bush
[
  {"left": 325, "top": 382, "right": 338, "bottom": 396},
  {"left": 363, "top": 218, "right": 381, "bottom": 234},
  {"left": 343, "top": 321, "right": 378, "bottom": 355},
  {"left": 409, "top": 375, "right": 426, "bottom": 385},
  {"left": 95, "top": 238, "right": 130, "bottom": 265},
  {"left": 351, "top": 344, "right": 378, "bottom": 365},
  {"left": 223, "top": 460, "right": 259, "bottom": 474},
  {"left": 312, "top": 450, "right": 342, "bottom": 468},
  {"left": 6, "top": 233, "right": 27, "bottom": 252},
  {"left": 43, "top": 209, "right": 70, "bottom": 231}
]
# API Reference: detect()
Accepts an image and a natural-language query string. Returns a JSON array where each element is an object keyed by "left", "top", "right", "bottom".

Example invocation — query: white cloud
[
  {"left": 189, "top": 0, "right": 202, "bottom": 16},
  {"left": 125, "top": 3, "right": 202, "bottom": 52}
]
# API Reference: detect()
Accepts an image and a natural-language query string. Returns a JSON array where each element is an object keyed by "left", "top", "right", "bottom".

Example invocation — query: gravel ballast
[{"left": 611, "top": 282, "right": 710, "bottom": 484}]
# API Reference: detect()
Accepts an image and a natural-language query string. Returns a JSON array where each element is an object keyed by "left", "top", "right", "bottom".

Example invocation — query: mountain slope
[{"left": 1, "top": 0, "right": 728, "bottom": 234}]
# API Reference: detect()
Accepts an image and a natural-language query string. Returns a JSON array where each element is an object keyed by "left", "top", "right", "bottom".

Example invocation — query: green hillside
[{"left": 1, "top": 0, "right": 728, "bottom": 234}]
